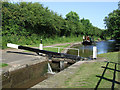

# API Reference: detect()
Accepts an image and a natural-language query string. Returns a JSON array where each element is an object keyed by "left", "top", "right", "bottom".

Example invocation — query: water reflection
[
  {"left": 97, "top": 41, "right": 116, "bottom": 54},
  {"left": 67, "top": 40, "right": 119, "bottom": 58}
]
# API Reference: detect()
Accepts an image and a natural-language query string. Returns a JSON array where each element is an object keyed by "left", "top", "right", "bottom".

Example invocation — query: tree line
[
  {"left": 2, "top": 2, "right": 103, "bottom": 39},
  {"left": 104, "top": 6, "right": 120, "bottom": 40}
]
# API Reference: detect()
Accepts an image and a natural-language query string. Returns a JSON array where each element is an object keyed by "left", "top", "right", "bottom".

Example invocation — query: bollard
[
  {"left": 39, "top": 44, "right": 43, "bottom": 50},
  {"left": 39, "top": 39, "right": 43, "bottom": 55},
  {"left": 93, "top": 46, "right": 97, "bottom": 59},
  {"left": 39, "top": 39, "right": 43, "bottom": 50}
]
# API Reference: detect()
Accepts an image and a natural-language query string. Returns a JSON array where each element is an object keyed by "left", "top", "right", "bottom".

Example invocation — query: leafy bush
[{"left": 2, "top": 2, "right": 103, "bottom": 49}]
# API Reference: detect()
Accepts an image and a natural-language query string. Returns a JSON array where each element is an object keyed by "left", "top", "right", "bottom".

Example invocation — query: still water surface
[{"left": 67, "top": 40, "right": 119, "bottom": 58}]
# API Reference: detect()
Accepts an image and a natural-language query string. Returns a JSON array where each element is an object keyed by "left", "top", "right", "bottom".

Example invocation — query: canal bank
[
  {"left": 1, "top": 41, "right": 119, "bottom": 88},
  {"left": 31, "top": 51, "right": 119, "bottom": 88},
  {"left": 31, "top": 57, "right": 108, "bottom": 88},
  {"left": 1, "top": 49, "right": 49, "bottom": 88},
  {"left": 1, "top": 42, "right": 83, "bottom": 88}
]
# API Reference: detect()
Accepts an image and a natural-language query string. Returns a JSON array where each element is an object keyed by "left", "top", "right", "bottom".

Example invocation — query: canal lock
[
  {"left": 48, "top": 58, "right": 76, "bottom": 73},
  {"left": 2, "top": 57, "right": 76, "bottom": 88}
]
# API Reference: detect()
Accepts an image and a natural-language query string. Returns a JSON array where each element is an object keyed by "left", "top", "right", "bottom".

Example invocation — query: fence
[{"left": 44, "top": 46, "right": 80, "bottom": 56}]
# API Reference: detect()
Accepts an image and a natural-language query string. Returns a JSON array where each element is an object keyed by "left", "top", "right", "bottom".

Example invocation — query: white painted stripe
[{"left": 7, "top": 43, "right": 19, "bottom": 49}]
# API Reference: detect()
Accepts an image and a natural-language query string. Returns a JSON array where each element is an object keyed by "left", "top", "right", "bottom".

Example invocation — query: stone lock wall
[{"left": 2, "top": 61, "right": 48, "bottom": 88}]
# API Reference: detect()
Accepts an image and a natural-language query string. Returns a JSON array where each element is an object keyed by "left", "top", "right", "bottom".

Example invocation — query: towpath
[{"left": 43, "top": 42, "right": 72, "bottom": 47}]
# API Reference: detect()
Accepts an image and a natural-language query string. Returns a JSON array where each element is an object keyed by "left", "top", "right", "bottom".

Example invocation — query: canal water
[{"left": 67, "top": 40, "right": 119, "bottom": 58}]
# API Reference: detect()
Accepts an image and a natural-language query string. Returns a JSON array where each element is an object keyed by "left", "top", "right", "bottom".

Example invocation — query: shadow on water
[{"left": 67, "top": 40, "right": 120, "bottom": 58}]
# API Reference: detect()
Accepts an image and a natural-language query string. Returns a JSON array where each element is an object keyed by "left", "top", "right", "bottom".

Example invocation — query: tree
[
  {"left": 118, "top": 1, "right": 120, "bottom": 10},
  {"left": 104, "top": 9, "right": 120, "bottom": 40},
  {"left": 2, "top": 2, "right": 103, "bottom": 43},
  {"left": 65, "top": 11, "right": 80, "bottom": 22},
  {"left": 80, "top": 18, "right": 92, "bottom": 35}
]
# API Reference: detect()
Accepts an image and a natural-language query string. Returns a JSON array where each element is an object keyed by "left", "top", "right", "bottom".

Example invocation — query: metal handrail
[{"left": 44, "top": 46, "right": 79, "bottom": 56}]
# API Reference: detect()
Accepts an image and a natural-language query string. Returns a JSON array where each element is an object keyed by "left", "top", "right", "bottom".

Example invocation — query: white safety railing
[{"left": 44, "top": 46, "right": 80, "bottom": 56}]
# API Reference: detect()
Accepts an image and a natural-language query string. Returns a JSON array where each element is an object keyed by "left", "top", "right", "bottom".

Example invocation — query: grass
[
  {"left": 2, "top": 34, "right": 100, "bottom": 49},
  {"left": 43, "top": 44, "right": 70, "bottom": 52},
  {"left": 63, "top": 51, "right": 120, "bottom": 88},
  {"left": 0, "top": 63, "right": 8, "bottom": 68},
  {"left": 2, "top": 35, "right": 83, "bottom": 49}
]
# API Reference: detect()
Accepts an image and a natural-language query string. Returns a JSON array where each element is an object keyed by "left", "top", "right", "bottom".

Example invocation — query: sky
[
  {"left": 10, "top": 0, "right": 119, "bottom": 29},
  {"left": 39, "top": 2, "right": 118, "bottom": 29}
]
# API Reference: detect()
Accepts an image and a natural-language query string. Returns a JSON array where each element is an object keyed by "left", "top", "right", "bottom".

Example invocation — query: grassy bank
[
  {"left": 2, "top": 35, "right": 83, "bottom": 49},
  {"left": 2, "top": 34, "right": 101, "bottom": 49},
  {"left": 63, "top": 52, "right": 119, "bottom": 88},
  {"left": 44, "top": 44, "right": 71, "bottom": 53}
]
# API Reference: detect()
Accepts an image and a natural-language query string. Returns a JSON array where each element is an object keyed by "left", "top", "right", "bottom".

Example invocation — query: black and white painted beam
[
  {"left": 7, "top": 43, "right": 82, "bottom": 61},
  {"left": 7, "top": 43, "right": 19, "bottom": 49},
  {"left": 7, "top": 43, "right": 60, "bottom": 55}
]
